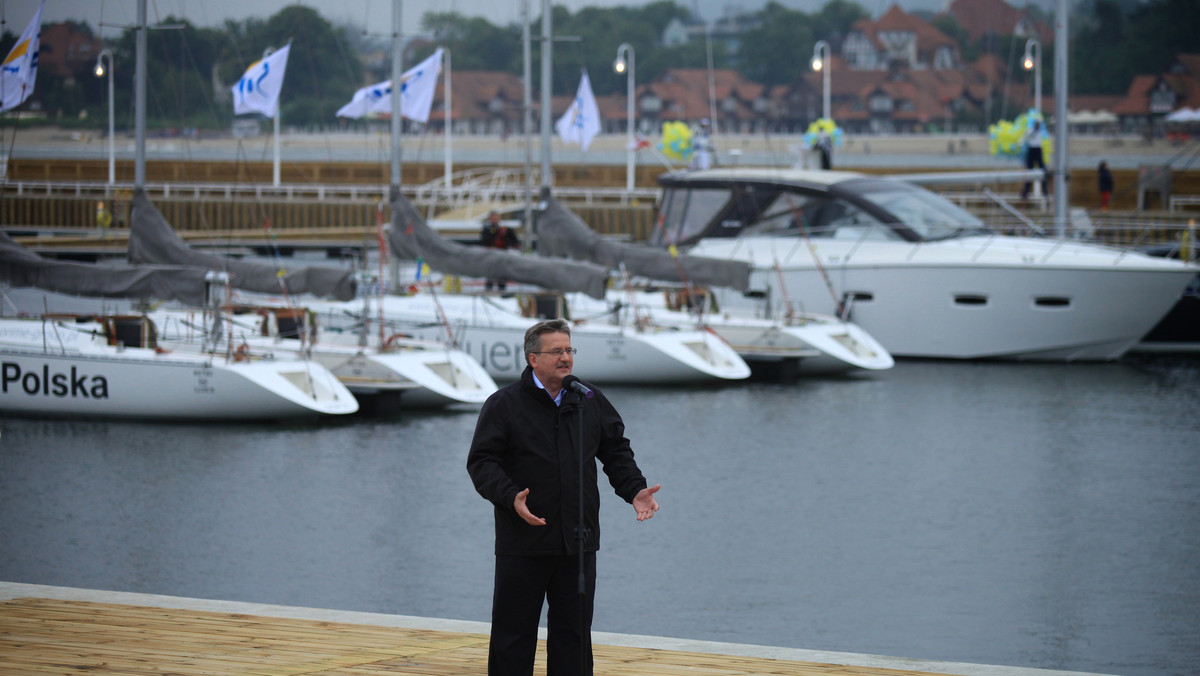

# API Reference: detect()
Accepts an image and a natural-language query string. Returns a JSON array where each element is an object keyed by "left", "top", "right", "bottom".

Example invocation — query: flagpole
[
  {"left": 265, "top": 47, "right": 281, "bottom": 187},
  {"left": 135, "top": 0, "right": 146, "bottom": 189},
  {"left": 444, "top": 48, "right": 452, "bottom": 193},
  {"left": 390, "top": 0, "right": 403, "bottom": 201},
  {"left": 539, "top": 0, "right": 552, "bottom": 201},
  {"left": 522, "top": 0, "right": 533, "bottom": 252}
]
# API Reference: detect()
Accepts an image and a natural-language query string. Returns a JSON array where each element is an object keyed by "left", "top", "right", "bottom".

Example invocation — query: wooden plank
[{"left": 0, "top": 598, "right": 960, "bottom": 676}]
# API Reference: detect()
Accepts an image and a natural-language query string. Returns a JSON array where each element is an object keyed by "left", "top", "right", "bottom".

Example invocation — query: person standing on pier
[
  {"left": 467, "top": 319, "right": 661, "bottom": 676},
  {"left": 1098, "top": 160, "right": 1114, "bottom": 210},
  {"left": 1021, "top": 119, "right": 1047, "bottom": 200},
  {"left": 480, "top": 210, "right": 520, "bottom": 291}
]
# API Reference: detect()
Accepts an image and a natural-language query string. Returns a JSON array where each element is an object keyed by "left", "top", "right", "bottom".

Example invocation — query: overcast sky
[{"left": 5, "top": 0, "right": 963, "bottom": 38}]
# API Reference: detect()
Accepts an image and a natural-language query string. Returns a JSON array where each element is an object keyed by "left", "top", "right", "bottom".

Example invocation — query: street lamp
[
  {"left": 1023, "top": 38, "right": 1041, "bottom": 116},
  {"left": 94, "top": 49, "right": 114, "bottom": 185},
  {"left": 811, "top": 40, "right": 831, "bottom": 121},
  {"left": 614, "top": 43, "right": 635, "bottom": 194}
]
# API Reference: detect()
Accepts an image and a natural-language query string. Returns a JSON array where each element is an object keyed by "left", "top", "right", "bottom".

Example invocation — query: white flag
[
  {"left": 400, "top": 48, "right": 442, "bottom": 123},
  {"left": 232, "top": 43, "right": 291, "bottom": 117},
  {"left": 336, "top": 80, "right": 391, "bottom": 119},
  {"left": 556, "top": 70, "right": 601, "bottom": 151},
  {"left": 0, "top": 2, "right": 44, "bottom": 113},
  {"left": 336, "top": 48, "right": 443, "bottom": 123}
]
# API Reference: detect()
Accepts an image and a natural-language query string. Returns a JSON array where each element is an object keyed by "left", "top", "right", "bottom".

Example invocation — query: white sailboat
[
  {"left": 149, "top": 304, "right": 496, "bottom": 408},
  {"left": 567, "top": 289, "right": 893, "bottom": 375},
  {"left": 308, "top": 292, "right": 750, "bottom": 384},
  {"left": 0, "top": 312, "right": 358, "bottom": 420}
]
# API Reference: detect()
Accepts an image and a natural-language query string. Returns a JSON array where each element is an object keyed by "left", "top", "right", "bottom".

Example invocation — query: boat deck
[{"left": 0, "top": 583, "right": 1106, "bottom": 676}]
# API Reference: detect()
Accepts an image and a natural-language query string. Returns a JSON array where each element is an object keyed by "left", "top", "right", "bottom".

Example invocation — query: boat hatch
[
  {"left": 111, "top": 316, "right": 156, "bottom": 349},
  {"left": 954, "top": 294, "right": 989, "bottom": 306},
  {"left": 520, "top": 294, "right": 569, "bottom": 320}
]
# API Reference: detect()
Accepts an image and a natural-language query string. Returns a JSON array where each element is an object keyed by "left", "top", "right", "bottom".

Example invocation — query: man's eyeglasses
[{"left": 532, "top": 348, "right": 578, "bottom": 356}]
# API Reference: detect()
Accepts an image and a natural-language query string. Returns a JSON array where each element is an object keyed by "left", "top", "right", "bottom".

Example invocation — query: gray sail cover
[
  {"left": 128, "top": 190, "right": 356, "bottom": 301},
  {"left": 387, "top": 195, "right": 610, "bottom": 299},
  {"left": 0, "top": 228, "right": 209, "bottom": 306},
  {"left": 537, "top": 195, "right": 750, "bottom": 291}
]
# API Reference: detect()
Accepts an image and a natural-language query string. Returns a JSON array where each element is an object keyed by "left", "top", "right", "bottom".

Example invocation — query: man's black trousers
[{"left": 489, "top": 552, "right": 597, "bottom": 676}]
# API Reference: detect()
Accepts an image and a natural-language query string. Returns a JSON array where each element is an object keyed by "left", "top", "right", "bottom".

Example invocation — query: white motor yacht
[{"left": 657, "top": 168, "right": 1199, "bottom": 361}]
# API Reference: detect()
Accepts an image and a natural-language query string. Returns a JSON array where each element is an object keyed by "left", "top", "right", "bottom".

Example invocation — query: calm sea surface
[{"left": 2, "top": 356, "right": 1198, "bottom": 676}]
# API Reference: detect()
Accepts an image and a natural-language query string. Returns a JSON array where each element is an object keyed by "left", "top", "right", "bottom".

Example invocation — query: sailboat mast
[
  {"left": 522, "top": 0, "right": 533, "bottom": 250},
  {"left": 135, "top": 0, "right": 147, "bottom": 189},
  {"left": 539, "top": 0, "right": 552, "bottom": 200},
  {"left": 1053, "top": 0, "right": 1069, "bottom": 236},
  {"left": 390, "top": 0, "right": 404, "bottom": 200}
]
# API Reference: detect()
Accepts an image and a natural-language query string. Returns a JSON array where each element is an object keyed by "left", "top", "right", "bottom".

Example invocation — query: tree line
[{"left": 2, "top": 0, "right": 1195, "bottom": 131}]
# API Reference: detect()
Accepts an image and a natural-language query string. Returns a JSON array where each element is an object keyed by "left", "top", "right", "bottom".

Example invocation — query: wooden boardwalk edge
[{"left": 0, "top": 582, "right": 1108, "bottom": 676}]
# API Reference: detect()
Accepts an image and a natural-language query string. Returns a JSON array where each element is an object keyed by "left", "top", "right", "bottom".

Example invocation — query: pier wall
[{"left": 3, "top": 159, "right": 1197, "bottom": 246}]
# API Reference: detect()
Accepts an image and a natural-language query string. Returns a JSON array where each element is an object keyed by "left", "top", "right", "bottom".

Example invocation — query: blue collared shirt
[{"left": 531, "top": 372, "right": 564, "bottom": 406}]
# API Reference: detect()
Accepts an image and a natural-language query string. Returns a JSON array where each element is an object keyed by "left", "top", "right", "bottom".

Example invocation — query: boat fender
[{"left": 234, "top": 343, "right": 250, "bottom": 362}]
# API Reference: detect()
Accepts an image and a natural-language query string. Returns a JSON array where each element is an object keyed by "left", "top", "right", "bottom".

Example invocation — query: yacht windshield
[
  {"left": 658, "top": 187, "right": 732, "bottom": 244},
  {"left": 743, "top": 192, "right": 902, "bottom": 241},
  {"left": 847, "top": 180, "right": 987, "bottom": 240}
]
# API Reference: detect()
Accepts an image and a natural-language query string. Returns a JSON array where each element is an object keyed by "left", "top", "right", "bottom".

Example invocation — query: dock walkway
[{"left": 0, "top": 583, "right": 1110, "bottom": 676}]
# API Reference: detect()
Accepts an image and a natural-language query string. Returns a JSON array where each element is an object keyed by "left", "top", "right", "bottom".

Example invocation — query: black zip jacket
[{"left": 467, "top": 366, "right": 647, "bottom": 556}]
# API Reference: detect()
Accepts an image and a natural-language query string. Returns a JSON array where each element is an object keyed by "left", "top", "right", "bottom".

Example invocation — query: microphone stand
[{"left": 575, "top": 391, "right": 587, "bottom": 676}]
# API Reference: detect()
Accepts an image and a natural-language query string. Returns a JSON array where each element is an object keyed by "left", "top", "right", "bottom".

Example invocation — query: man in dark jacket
[
  {"left": 480, "top": 210, "right": 520, "bottom": 291},
  {"left": 467, "top": 318, "right": 661, "bottom": 676}
]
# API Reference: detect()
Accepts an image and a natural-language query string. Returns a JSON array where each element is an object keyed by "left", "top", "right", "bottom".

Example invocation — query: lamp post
[
  {"left": 614, "top": 43, "right": 635, "bottom": 194},
  {"left": 811, "top": 40, "right": 830, "bottom": 121},
  {"left": 1023, "top": 38, "right": 1041, "bottom": 116},
  {"left": 94, "top": 49, "right": 114, "bottom": 185}
]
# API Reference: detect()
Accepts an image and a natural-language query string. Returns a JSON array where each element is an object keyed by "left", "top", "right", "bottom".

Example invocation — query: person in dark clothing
[
  {"left": 1098, "top": 160, "right": 1114, "bottom": 210},
  {"left": 1021, "top": 119, "right": 1047, "bottom": 200},
  {"left": 467, "top": 319, "right": 661, "bottom": 676},
  {"left": 480, "top": 210, "right": 520, "bottom": 291}
]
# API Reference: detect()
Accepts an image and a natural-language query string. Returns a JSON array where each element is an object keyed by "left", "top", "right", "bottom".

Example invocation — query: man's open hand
[
  {"left": 514, "top": 488, "right": 546, "bottom": 526},
  {"left": 633, "top": 484, "right": 661, "bottom": 522}
]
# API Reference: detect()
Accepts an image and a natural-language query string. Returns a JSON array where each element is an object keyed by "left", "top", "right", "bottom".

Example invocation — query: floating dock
[{"left": 0, "top": 582, "right": 1112, "bottom": 676}]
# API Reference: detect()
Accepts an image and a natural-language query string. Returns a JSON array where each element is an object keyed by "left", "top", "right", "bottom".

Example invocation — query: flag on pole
[
  {"left": 336, "top": 80, "right": 391, "bottom": 119},
  {"left": 400, "top": 48, "right": 442, "bottom": 123},
  {"left": 336, "top": 48, "right": 444, "bottom": 123},
  {"left": 556, "top": 70, "right": 601, "bottom": 151},
  {"left": 0, "top": 2, "right": 44, "bottom": 113},
  {"left": 232, "top": 42, "right": 291, "bottom": 117}
]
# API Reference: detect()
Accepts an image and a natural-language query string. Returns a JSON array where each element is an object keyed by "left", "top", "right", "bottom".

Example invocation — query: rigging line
[{"left": 784, "top": 193, "right": 845, "bottom": 318}]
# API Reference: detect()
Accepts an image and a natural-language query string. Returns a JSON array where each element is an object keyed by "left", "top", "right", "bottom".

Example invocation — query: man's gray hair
[{"left": 524, "top": 318, "right": 571, "bottom": 365}]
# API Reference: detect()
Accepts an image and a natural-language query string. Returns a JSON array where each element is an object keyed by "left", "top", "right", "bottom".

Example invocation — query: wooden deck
[
  {"left": 0, "top": 596, "right": 955, "bottom": 676},
  {"left": 0, "top": 584, "right": 1104, "bottom": 676}
]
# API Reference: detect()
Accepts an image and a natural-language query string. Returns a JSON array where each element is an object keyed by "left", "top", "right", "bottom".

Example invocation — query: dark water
[{"left": 2, "top": 357, "right": 1198, "bottom": 676}]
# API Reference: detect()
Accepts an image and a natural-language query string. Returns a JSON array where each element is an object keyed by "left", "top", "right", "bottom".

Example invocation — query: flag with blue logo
[
  {"left": 556, "top": 70, "right": 601, "bottom": 151},
  {"left": 232, "top": 43, "right": 291, "bottom": 118},
  {"left": 336, "top": 48, "right": 443, "bottom": 123},
  {"left": 0, "top": 2, "right": 44, "bottom": 113}
]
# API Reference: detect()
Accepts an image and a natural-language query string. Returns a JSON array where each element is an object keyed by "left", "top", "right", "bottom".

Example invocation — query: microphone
[{"left": 562, "top": 375, "right": 594, "bottom": 399}]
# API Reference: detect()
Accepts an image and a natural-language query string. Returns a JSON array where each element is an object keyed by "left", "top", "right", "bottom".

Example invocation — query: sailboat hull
[{"left": 0, "top": 319, "right": 358, "bottom": 420}]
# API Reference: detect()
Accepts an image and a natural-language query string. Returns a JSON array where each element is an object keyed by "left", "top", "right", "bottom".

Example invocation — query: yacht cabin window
[
  {"left": 849, "top": 180, "right": 986, "bottom": 240},
  {"left": 743, "top": 192, "right": 902, "bottom": 241}
]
